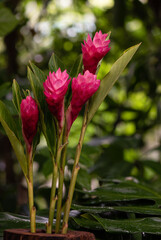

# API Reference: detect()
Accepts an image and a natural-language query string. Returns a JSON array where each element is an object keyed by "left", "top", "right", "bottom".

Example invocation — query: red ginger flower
[
  {"left": 66, "top": 70, "right": 100, "bottom": 134},
  {"left": 43, "top": 68, "right": 71, "bottom": 130},
  {"left": 82, "top": 30, "right": 110, "bottom": 74},
  {"left": 20, "top": 96, "right": 39, "bottom": 152}
]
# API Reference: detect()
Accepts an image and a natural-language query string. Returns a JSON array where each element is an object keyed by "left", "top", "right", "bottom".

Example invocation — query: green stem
[
  {"left": 62, "top": 102, "right": 89, "bottom": 234},
  {"left": 46, "top": 129, "right": 64, "bottom": 234},
  {"left": 55, "top": 167, "right": 64, "bottom": 233},
  {"left": 46, "top": 159, "right": 58, "bottom": 233},
  {"left": 55, "top": 131, "right": 68, "bottom": 233},
  {"left": 27, "top": 146, "right": 36, "bottom": 233}
]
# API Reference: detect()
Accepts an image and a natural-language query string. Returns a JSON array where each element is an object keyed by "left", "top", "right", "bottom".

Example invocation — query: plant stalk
[
  {"left": 62, "top": 102, "right": 89, "bottom": 234},
  {"left": 55, "top": 131, "right": 68, "bottom": 233},
  {"left": 27, "top": 146, "right": 36, "bottom": 233},
  {"left": 46, "top": 129, "right": 64, "bottom": 233}
]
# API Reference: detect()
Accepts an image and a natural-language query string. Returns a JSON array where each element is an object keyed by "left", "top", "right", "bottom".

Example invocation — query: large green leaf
[
  {"left": 93, "top": 215, "right": 161, "bottom": 234},
  {"left": 73, "top": 215, "right": 161, "bottom": 235},
  {"left": 0, "top": 101, "right": 27, "bottom": 178},
  {"left": 0, "top": 4, "right": 18, "bottom": 37},
  {"left": 12, "top": 79, "right": 22, "bottom": 114},
  {"left": 78, "top": 180, "right": 161, "bottom": 203},
  {"left": 28, "top": 63, "right": 56, "bottom": 155},
  {"left": 87, "top": 43, "right": 141, "bottom": 124},
  {"left": 72, "top": 216, "right": 102, "bottom": 231},
  {"left": 0, "top": 212, "right": 47, "bottom": 235},
  {"left": 72, "top": 203, "right": 161, "bottom": 216}
]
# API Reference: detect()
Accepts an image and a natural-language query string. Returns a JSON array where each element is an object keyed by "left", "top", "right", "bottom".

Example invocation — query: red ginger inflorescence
[
  {"left": 66, "top": 70, "right": 100, "bottom": 134},
  {"left": 43, "top": 68, "right": 71, "bottom": 130},
  {"left": 20, "top": 96, "right": 39, "bottom": 153},
  {"left": 81, "top": 30, "right": 111, "bottom": 74}
]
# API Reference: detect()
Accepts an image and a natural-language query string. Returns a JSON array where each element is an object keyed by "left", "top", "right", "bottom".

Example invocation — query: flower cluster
[
  {"left": 20, "top": 31, "right": 110, "bottom": 151},
  {"left": 0, "top": 27, "right": 140, "bottom": 236},
  {"left": 18, "top": 31, "right": 110, "bottom": 234},
  {"left": 43, "top": 31, "right": 110, "bottom": 134}
]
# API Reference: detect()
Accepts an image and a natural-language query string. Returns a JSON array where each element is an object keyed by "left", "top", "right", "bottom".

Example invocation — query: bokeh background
[{"left": 0, "top": 0, "right": 161, "bottom": 216}]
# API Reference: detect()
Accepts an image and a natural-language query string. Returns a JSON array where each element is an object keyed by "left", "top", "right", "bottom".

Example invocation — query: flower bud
[
  {"left": 20, "top": 96, "right": 39, "bottom": 152},
  {"left": 66, "top": 70, "right": 100, "bottom": 134},
  {"left": 43, "top": 68, "right": 71, "bottom": 130},
  {"left": 81, "top": 30, "right": 110, "bottom": 74}
]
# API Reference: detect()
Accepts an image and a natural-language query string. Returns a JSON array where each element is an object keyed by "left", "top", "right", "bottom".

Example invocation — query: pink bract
[
  {"left": 66, "top": 70, "right": 100, "bottom": 134},
  {"left": 43, "top": 68, "right": 71, "bottom": 130},
  {"left": 81, "top": 30, "right": 110, "bottom": 74},
  {"left": 20, "top": 96, "right": 39, "bottom": 152}
]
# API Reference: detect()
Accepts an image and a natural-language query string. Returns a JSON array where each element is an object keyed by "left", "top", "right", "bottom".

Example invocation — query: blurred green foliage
[{"left": 0, "top": 0, "right": 161, "bottom": 239}]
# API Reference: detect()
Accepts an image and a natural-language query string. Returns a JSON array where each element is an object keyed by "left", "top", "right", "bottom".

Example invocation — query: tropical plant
[{"left": 0, "top": 31, "right": 140, "bottom": 236}]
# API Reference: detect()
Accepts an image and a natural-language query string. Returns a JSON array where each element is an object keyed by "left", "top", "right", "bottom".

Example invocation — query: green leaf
[
  {"left": 72, "top": 217, "right": 102, "bottom": 231},
  {"left": 106, "top": 31, "right": 111, "bottom": 40},
  {"left": 87, "top": 43, "right": 141, "bottom": 124},
  {"left": 28, "top": 63, "right": 56, "bottom": 155},
  {"left": 0, "top": 5, "right": 18, "bottom": 37},
  {"left": 0, "top": 212, "right": 47, "bottom": 234},
  {"left": 81, "top": 180, "right": 161, "bottom": 203},
  {"left": 69, "top": 54, "right": 83, "bottom": 78},
  {"left": 65, "top": 55, "right": 83, "bottom": 107},
  {"left": 27, "top": 64, "right": 46, "bottom": 110},
  {"left": 92, "top": 215, "right": 161, "bottom": 234},
  {"left": 73, "top": 214, "right": 161, "bottom": 235},
  {"left": 0, "top": 101, "right": 27, "bottom": 178},
  {"left": 12, "top": 79, "right": 22, "bottom": 114},
  {"left": 49, "top": 53, "right": 66, "bottom": 72},
  {"left": 29, "top": 61, "right": 47, "bottom": 85},
  {"left": 72, "top": 203, "right": 161, "bottom": 216}
]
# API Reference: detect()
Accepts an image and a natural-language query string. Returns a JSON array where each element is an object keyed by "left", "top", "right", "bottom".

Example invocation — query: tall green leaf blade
[
  {"left": 27, "top": 65, "right": 56, "bottom": 155},
  {"left": 69, "top": 54, "right": 83, "bottom": 78},
  {"left": 27, "top": 65, "right": 46, "bottom": 109},
  {"left": 65, "top": 55, "right": 83, "bottom": 108},
  {"left": 0, "top": 101, "right": 27, "bottom": 177},
  {"left": 87, "top": 43, "right": 141, "bottom": 124},
  {"left": 49, "top": 53, "right": 66, "bottom": 72},
  {"left": 29, "top": 61, "right": 47, "bottom": 84},
  {"left": 12, "top": 79, "right": 22, "bottom": 114}
]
